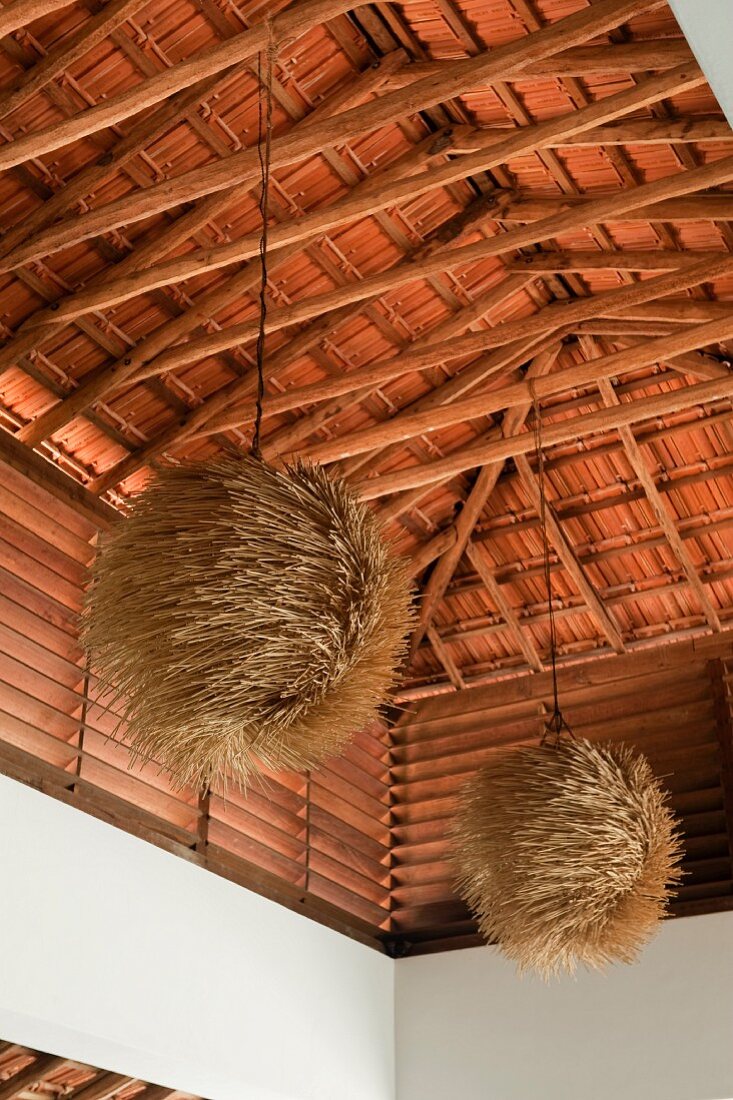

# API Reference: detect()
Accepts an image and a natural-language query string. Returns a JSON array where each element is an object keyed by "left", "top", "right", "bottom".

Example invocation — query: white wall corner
[{"left": 669, "top": 0, "right": 733, "bottom": 126}]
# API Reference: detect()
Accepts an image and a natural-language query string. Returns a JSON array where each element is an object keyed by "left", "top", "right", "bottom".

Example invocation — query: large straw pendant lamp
[
  {"left": 83, "top": 455, "right": 412, "bottom": 790},
  {"left": 82, "top": 40, "right": 413, "bottom": 791},
  {"left": 451, "top": 389, "right": 682, "bottom": 977},
  {"left": 452, "top": 736, "right": 682, "bottom": 978}
]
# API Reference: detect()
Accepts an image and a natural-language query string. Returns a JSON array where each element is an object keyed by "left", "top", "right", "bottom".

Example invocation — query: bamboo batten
[
  {"left": 83, "top": 457, "right": 413, "bottom": 791},
  {"left": 452, "top": 739, "right": 683, "bottom": 977}
]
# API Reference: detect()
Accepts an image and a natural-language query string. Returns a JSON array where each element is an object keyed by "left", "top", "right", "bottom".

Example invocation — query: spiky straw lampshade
[
  {"left": 452, "top": 737, "right": 682, "bottom": 978},
  {"left": 83, "top": 456, "right": 412, "bottom": 791}
]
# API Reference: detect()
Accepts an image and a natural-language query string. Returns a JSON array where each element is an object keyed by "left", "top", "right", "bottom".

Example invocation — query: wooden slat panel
[
  {"left": 390, "top": 644, "right": 733, "bottom": 949},
  {"left": 0, "top": 455, "right": 393, "bottom": 945}
]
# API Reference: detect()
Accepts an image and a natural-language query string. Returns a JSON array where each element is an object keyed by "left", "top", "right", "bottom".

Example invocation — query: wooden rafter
[
  {"left": 88, "top": 203, "right": 522, "bottom": 493},
  {"left": 268, "top": 291, "right": 733, "bottom": 463},
  {"left": 408, "top": 343, "right": 562, "bottom": 656},
  {"left": 0, "top": 0, "right": 72, "bottom": 37},
  {"left": 332, "top": 333, "right": 559, "bottom": 483},
  {"left": 0, "top": 0, "right": 365, "bottom": 172},
  {"left": 380, "top": 39, "right": 695, "bottom": 87},
  {"left": 465, "top": 541, "right": 544, "bottom": 672},
  {"left": 3, "top": 58, "right": 704, "bottom": 287},
  {"left": 492, "top": 192, "right": 733, "bottom": 223},
  {"left": 357, "top": 355, "right": 733, "bottom": 500},
  {"left": 0, "top": 0, "right": 150, "bottom": 122},
  {"left": 514, "top": 454, "right": 627, "bottom": 653},
  {"left": 426, "top": 624, "right": 467, "bottom": 690},
  {"left": 597, "top": 375, "right": 722, "bottom": 631},
  {"left": 510, "top": 250, "right": 733, "bottom": 272},
  {"left": 17, "top": 153, "right": 733, "bottom": 462}
]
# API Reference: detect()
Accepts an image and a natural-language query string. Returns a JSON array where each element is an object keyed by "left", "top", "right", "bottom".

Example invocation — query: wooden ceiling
[
  {"left": 2, "top": 0, "right": 733, "bottom": 953},
  {"left": 2, "top": 0, "right": 733, "bottom": 695},
  {"left": 0, "top": 1041, "right": 199, "bottom": 1099}
]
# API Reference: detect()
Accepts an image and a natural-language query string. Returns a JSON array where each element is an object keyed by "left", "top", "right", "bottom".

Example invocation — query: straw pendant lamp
[
  {"left": 83, "top": 36, "right": 413, "bottom": 792},
  {"left": 451, "top": 386, "right": 682, "bottom": 978}
]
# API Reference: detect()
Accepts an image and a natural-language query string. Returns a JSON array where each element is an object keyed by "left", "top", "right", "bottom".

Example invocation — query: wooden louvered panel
[
  {"left": 0, "top": 455, "right": 390, "bottom": 949},
  {"left": 388, "top": 641, "right": 733, "bottom": 954}
]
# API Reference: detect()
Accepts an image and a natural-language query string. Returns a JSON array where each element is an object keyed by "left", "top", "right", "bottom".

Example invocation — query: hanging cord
[
  {"left": 251, "top": 22, "right": 276, "bottom": 459},
  {"left": 530, "top": 382, "right": 573, "bottom": 747}
]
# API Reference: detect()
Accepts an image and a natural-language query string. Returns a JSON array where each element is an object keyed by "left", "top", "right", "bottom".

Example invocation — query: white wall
[
  {"left": 0, "top": 774, "right": 395, "bottom": 1100},
  {"left": 670, "top": 0, "right": 733, "bottom": 125},
  {"left": 3, "top": 770, "right": 733, "bottom": 1100},
  {"left": 395, "top": 913, "right": 733, "bottom": 1100}
]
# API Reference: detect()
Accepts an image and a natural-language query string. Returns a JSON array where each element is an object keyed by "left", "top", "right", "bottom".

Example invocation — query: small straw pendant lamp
[
  {"left": 451, "top": 389, "right": 682, "bottom": 978},
  {"left": 83, "top": 38, "right": 413, "bottom": 792}
]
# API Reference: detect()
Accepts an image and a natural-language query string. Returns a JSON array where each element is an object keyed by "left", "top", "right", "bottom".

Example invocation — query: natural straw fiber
[
  {"left": 452, "top": 738, "right": 682, "bottom": 978},
  {"left": 83, "top": 456, "right": 413, "bottom": 790}
]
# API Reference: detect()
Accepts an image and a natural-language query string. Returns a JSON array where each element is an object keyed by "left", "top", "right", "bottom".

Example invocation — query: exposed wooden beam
[
  {"left": 0, "top": 0, "right": 365, "bottom": 171},
  {"left": 194, "top": 299, "right": 728, "bottom": 451},
  {"left": 88, "top": 201, "right": 509, "bottom": 493},
  {"left": 510, "top": 249, "right": 727, "bottom": 272},
  {"left": 235, "top": 289, "right": 733, "bottom": 440},
  {"left": 406, "top": 528, "right": 458, "bottom": 578},
  {"left": 0, "top": 51, "right": 410, "bottom": 271},
  {"left": 597, "top": 375, "right": 722, "bottom": 631},
  {"left": 465, "top": 541, "right": 544, "bottom": 671},
  {"left": 474, "top": 116, "right": 733, "bottom": 147},
  {"left": 0, "top": 0, "right": 665, "bottom": 183},
  {"left": 0, "top": 0, "right": 149, "bottom": 121},
  {"left": 607, "top": 300, "right": 733, "bottom": 324},
  {"left": 75, "top": 254, "right": 732, "bottom": 478},
  {"left": 514, "top": 453, "right": 626, "bottom": 652},
  {"left": 291, "top": 300, "right": 733, "bottom": 465},
  {"left": 379, "top": 484, "right": 447, "bottom": 530},
  {"left": 410, "top": 464, "right": 512, "bottom": 660},
  {"left": 0, "top": 57, "right": 421, "bottom": 445},
  {"left": 380, "top": 40, "right": 695, "bottom": 87},
  {"left": 395, "top": 631, "right": 733, "bottom": 703},
  {"left": 210, "top": 282, "right": 538, "bottom": 452},
  {"left": 331, "top": 334, "right": 561, "bottom": 482},
  {"left": 496, "top": 192, "right": 733, "bottom": 223},
  {"left": 574, "top": 320, "right": 678, "bottom": 336},
  {"left": 426, "top": 624, "right": 467, "bottom": 690},
  {"left": 356, "top": 350, "right": 733, "bottom": 500},
  {"left": 0, "top": 0, "right": 73, "bottom": 37},
  {"left": 408, "top": 344, "right": 561, "bottom": 656},
  {"left": 128, "top": 264, "right": 535, "bottom": 387},
  {"left": 0, "top": 69, "right": 245, "bottom": 266},
  {"left": 11, "top": 123, "right": 724, "bottom": 456},
  {"left": 7, "top": 59, "right": 704, "bottom": 292}
]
